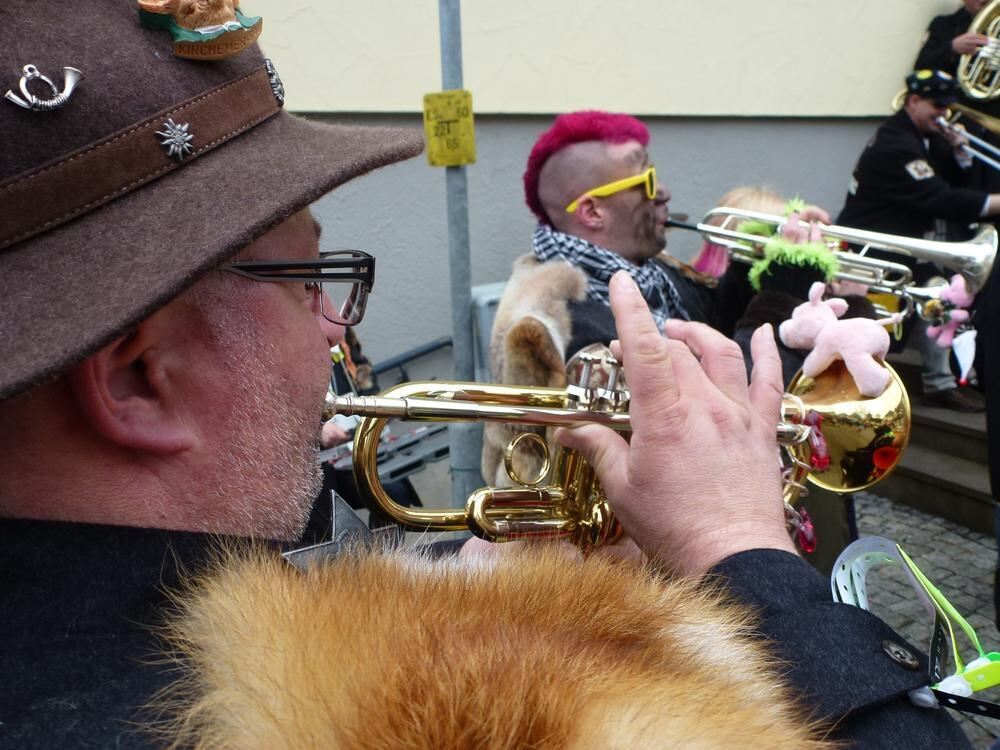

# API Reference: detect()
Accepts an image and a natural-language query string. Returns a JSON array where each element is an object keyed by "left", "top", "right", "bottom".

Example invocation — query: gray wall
[{"left": 309, "top": 114, "right": 882, "bottom": 381}]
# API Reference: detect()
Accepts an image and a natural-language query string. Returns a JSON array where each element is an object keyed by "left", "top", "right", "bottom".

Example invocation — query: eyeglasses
[
  {"left": 565, "top": 166, "right": 657, "bottom": 213},
  {"left": 220, "top": 250, "right": 374, "bottom": 326}
]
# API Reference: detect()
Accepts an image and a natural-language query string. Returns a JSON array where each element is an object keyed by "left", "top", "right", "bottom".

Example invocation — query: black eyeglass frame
[
  {"left": 221, "top": 250, "right": 375, "bottom": 286},
  {"left": 220, "top": 250, "right": 376, "bottom": 325}
]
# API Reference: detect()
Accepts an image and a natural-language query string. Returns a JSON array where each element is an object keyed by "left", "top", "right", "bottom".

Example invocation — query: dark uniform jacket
[
  {"left": 0, "top": 518, "right": 972, "bottom": 748},
  {"left": 915, "top": 7, "right": 974, "bottom": 75},
  {"left": 914, "top": 5, "right": 1000, "bottom": 194},
  {"left": 837, "top": 109, "right": 986, "bottom": 240}
]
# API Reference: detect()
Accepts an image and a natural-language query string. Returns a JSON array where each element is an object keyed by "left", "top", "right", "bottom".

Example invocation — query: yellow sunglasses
[{"left": 565, "top": 166, "right": 657, "bottom": 213}]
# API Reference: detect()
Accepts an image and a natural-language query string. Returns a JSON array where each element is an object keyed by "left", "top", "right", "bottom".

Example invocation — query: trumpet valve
[
  {"left": 566, "top": 346, "right": 629, "bottom": 412},
  {"left": 981, "top": 38, "right": 1000, "bottom": 70}
]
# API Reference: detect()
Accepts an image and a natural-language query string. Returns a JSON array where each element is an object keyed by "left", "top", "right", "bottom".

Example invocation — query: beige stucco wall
[
  {"left": 244, "top": 1, "right": 970, "bottom": 373},
  {"left": 255, "top": 0, "right": 957, "bottom": 116}
]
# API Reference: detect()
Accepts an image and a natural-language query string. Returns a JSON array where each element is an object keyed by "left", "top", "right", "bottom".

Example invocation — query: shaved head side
[{"left": 538, "top": 142, "right": 619, "bottom": 231}]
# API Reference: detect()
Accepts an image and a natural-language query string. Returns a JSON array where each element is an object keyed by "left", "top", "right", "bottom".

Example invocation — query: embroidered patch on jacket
[{"left": 905, "top": 159, "right": 935, "bottom": 180}]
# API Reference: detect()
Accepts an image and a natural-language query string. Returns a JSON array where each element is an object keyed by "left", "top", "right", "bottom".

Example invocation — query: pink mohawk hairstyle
[{"left": 524, "top": 110, "right": 650, "bottom": 224}]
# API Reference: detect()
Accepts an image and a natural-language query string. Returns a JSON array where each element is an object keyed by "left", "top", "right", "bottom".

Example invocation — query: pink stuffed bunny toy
[
  {"left": 926, "top": 274, "right": 974, "bottom": 348},
  {"left": 779, "top": 282, "right": 901, "bottom": 397}
]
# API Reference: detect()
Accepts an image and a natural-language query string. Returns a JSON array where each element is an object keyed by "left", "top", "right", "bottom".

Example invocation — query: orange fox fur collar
[{"left": 158, "top": 546, "right": 831, "bottom": 749}]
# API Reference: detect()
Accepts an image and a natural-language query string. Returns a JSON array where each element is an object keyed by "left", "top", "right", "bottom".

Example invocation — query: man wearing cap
[{"left": 837, "top": 69, "right": 1000, "bottom": 411}]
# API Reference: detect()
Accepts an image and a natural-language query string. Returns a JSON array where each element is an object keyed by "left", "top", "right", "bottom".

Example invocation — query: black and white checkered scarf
[{"left": 532, "top": 223, "right": 689, "bottom": 330}]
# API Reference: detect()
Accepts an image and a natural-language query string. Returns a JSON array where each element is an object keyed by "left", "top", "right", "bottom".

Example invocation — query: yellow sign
[{"left": 423, "top": 89, "right": 476, "bottom": 167}]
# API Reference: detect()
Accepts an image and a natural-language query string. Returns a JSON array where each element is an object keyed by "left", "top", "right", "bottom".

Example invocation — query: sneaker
[{"left": 921, "top": 387, "right": 986, "bottom": 413}]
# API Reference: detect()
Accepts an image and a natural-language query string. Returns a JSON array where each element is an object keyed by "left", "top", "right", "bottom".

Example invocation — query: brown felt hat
[{"left": 0, "top": 2, "right": 424, "bottom": 400}]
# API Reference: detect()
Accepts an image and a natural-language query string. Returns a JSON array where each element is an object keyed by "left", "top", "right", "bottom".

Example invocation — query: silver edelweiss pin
[
  {"left": 265, "top": 58, "right": 284, "bottom": 106},
  {"left": 156, "top": 118, "right": 194, "bottom": 161}
]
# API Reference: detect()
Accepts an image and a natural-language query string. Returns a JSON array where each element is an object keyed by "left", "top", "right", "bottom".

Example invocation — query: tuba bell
[{"left": 331, "top": 348, "right": 911, "bottom": 551}]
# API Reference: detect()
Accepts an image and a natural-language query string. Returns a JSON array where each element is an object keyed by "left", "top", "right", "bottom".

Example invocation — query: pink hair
[
  {"left": 524, "top": 111, "right": 650, "bottom": 224},
  {"left": 691, "top": 242, "right": 730, "bottom": 278}
]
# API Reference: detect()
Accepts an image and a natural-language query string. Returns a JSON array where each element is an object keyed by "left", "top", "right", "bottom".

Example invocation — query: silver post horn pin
[{"left": 5, "top": 64, "right": 84, "bottom": 112}]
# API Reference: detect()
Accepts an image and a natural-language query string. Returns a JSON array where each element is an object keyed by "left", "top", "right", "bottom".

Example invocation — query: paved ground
[{"left": 854, "top": 491, "right": 1000, "bottom": 748}]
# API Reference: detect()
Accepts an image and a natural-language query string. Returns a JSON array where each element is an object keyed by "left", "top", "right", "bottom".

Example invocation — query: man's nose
[
  {"left": 657, "top": 180, "right": 671, "bottom": 203},
  {"left": 318, "top": 291, "right": 345, "bottom": 346}
]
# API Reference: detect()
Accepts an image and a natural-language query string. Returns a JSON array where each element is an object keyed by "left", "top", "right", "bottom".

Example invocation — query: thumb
[{"left": 554, "top": 424, "right": 630, "bottom": 499}]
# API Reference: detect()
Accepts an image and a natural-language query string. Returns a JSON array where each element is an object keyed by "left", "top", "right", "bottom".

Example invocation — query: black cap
[{"left": 906, "top": 69, "right": 960, "bottom": 105}]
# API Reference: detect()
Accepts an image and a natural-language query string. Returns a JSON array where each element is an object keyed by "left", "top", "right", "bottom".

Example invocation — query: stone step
[
  {"left": 874, "top": 443, "right": 995, "bottom": 534},
  {"left": 885, "top": 348, "right": 987, "bottom": 463},
  {"left": 908, "top": 403, "right": 988, "bottom": 464}
]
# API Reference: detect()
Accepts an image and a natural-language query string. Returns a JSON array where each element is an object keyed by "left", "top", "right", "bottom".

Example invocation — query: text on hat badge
[
  {"left": 137, "top": 0, "right": 263, "bottom": 61},
  {"left": 5, "top": 64, "right": 84, "bottom": 112}
]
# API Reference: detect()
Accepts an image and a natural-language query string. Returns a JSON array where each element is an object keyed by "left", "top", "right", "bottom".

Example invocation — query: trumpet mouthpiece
[{"left": 330, "top": 393, "right": 409, "bottom": 419}]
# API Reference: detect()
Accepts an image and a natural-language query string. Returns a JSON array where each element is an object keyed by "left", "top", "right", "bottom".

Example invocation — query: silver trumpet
[
  {"left": 936, "top": 116, "right": 1000, "bottom": 171},
  {"left": 669, "top": 207, "right": 997, "bottom": 319}
]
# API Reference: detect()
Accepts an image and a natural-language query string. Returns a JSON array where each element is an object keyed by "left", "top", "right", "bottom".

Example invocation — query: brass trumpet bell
[{"left": 785, "top": 361, "right": 910, "bottom": 495}]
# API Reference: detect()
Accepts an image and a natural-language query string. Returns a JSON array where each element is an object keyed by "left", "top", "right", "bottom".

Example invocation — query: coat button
[{"left": 882, "top": 640, "right": 919, "bottom": 670}]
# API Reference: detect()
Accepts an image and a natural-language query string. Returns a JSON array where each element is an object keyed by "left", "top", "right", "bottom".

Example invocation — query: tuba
[
  {"left": 331, "top": 348, "right": 910, "bottom": 551},
  {"left": 958, "top": 0, "right": 1000, "bottom": 101}
]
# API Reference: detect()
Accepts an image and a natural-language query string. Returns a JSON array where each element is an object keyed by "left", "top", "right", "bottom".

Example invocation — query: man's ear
[
  {"left": 69, "top": 320, "right": 197, "bottom": 454},
  {"left": 574, "top": 196, "right": 605, "bottom": 230}
]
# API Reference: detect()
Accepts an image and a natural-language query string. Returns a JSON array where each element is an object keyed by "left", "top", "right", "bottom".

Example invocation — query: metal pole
[{"left": 438, "top": 0, "right": 481, "bottom": 506}]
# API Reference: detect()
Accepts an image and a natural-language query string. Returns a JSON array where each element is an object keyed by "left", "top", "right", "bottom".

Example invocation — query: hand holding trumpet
[
  {"left": 940, "top": 118, "right": 972, "bottom": 151},
  {"left": 557, "top": 272, "right": 797, "bottom": 576}
]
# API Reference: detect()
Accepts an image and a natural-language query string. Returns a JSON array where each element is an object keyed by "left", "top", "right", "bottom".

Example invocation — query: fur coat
[
  {"left": 159, "top": 546, "right": 832, "bottom": 749},
  {"left": 482, "top": 255, "right": 585, "bottom": 485}
]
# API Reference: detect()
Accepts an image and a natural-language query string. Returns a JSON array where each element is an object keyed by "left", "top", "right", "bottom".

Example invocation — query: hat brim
[
  {"left": 1, "top": 111, "right": 423, "bottom": 398},
  {"left": 931, "top": 93, "right": 959, "bottom": 106}
]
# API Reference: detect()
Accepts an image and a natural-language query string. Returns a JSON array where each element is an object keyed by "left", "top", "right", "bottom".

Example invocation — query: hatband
[{"left": 1, "top": 63, "right": 282, "bottom": 251}]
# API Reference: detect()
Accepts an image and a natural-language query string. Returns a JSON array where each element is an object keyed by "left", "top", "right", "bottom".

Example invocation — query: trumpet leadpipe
[
  {"left": 332, "top": 393, "right": 632, "bottom": 430},
  {"left": 332, "top": 390, "right": 813, "bottom": 445}
]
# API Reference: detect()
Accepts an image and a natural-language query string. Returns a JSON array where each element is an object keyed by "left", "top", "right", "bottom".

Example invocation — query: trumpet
[
  {"left": 668, "top": 207, "right": 997, "bottom": 318},
  {"left": 331, "top": 347, "right": 910, "bottom": 550},
  {"left": 936, "top": 114, "right": 1000, "bottom": 171}
]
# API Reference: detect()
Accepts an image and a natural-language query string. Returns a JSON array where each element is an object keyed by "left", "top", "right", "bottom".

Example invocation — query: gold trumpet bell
[{"left": 786, "top": 361, "right": 910, "bottom": 494}]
